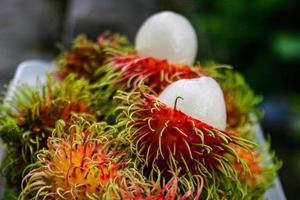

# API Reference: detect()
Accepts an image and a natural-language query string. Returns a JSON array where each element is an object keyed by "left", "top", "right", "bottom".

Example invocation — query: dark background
[{"left": 0, "top": 0, "right": 299, "bottom": 198}]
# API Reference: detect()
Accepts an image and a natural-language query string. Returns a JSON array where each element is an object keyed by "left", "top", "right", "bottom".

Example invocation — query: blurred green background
[{"left": 0, "top": 0, "right": 299, "bottom": 198}]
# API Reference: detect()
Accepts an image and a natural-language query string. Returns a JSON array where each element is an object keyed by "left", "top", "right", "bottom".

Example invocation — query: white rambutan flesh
[
  {"left": 158, "top": 76, "right": 227, "bottom": 130},
  {"left": 135, "top": 11, "right": 197, "bottom": 65}
]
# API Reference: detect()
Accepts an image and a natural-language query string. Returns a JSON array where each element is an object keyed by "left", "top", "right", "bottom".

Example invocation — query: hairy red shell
[
  {"left": 113, "top": 55, "right": 204, "bottom": 94},
  {"left": 119, "top": 91, "right": 252, "bottom": 178}
]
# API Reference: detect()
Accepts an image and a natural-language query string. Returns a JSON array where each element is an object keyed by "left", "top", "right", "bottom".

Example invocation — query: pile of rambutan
[{"left": 0, "top": 11, "right": 281, "bottom": 200}]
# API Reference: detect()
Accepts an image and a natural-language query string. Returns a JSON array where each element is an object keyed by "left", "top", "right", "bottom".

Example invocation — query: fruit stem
[{"left": 173, "top": 96, "right": 183, "bottom": 112}]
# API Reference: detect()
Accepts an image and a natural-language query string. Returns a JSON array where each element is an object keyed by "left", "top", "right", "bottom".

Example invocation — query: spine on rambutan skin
[
  {"left": 114, "top": 89, "right": 256, "bottom": 198},
  {"left": 20, "top": 116, "right": 125, "bottom": 199},
  {"left": 54, "top": 33, "right": 136, "bottom": 82},
  {"left": 0, "top": 74, "right": 96, "bottom": 186}
]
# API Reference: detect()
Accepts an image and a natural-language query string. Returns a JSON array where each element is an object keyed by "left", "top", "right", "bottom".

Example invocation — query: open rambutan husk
[
  {"left": 114, "top": 89, "right": 256, "bottom": 196},
  {"left": 92, "top": 54, "right": 205, "bottom": 120},
  {"left": 94, "top": 54, "right": 260, "bottom": 134}
]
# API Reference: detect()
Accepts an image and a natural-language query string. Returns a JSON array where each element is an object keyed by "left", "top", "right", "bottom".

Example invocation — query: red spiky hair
[
  {"left": 115, "top": 90, "right": 254, "bottom": 181},
  {"left": 112, "top": 55, "right": 204, "bottom": 94}
]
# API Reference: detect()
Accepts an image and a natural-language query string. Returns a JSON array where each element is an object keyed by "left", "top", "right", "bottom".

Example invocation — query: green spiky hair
[
  {"left": 54, "top": 33, "right": 135, "bottom": 82},
  {"left": 232, "top": 140, "right": 281, "bottom": 199},
  {"left": 199, "top": 140, "right": 281, "bottom": 200},
  {"left": 53, "top": 33, "right": 136, "bottom": 121},
  {"left": 0, "top": 74, "right": 95, "bottom": 186},
  {"left": 201, "top": 63, "right": 262, "bottom": 132}
]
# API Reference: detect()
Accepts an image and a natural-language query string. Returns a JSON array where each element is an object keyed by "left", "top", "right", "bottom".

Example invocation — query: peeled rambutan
[
  {"left": 115, "top": 90, "right": 254, "bottom": 184},
  {"left": 20, "top": 117, "right": 125, "bottom": 199},
  {"left": 93, "top": 55, "right": 205, "bottom": 120},
  {"left": 96, "top": 54, "right": 259, "bottom": 132}
]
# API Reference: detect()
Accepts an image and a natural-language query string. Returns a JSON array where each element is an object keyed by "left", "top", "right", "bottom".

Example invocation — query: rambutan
[
  {"left": 0, "top": 74, "right": 95, "bottom": 184},
  {"left": 55, "top": 33, "right": 135, "bottom": 82},
  {"left": 233, "top": 143, "right": 281, "bottom": 199},
  {"left": 95, "top": 54, "right": 259, "bottom": 132},
  {"left": 115, "top": 90, "right": 255, "bottom": 186},
  {"left": 20, "top": 117, "right": 125, "bottom": 199}
]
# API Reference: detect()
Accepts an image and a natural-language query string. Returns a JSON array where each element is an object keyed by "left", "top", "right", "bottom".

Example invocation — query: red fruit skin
[
  {"left": 122, "top": 92, "right": 251, "bottom": 178},
  {"left": 113, "top": 55, "right": 204, "bottom": 94}
]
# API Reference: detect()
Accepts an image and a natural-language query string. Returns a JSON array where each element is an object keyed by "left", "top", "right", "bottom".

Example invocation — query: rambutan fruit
[
  {"left": 114, "top": 89, "right": 255, "bottom": 189},
  {"left": 198, "top": 142, "right": 280, "bottom": 199},
  {"left": 0, "top": 74, "right": 95, "bottom": 185},
  {"left": 55, "top": 33, "right": 135, "bottom": 82},
  {"left": 20, "top": 116, "right": 125, "bottom": 199},
  {"left": 94, "top": 54, "right": 259, "bottom": 132},
  {"left": 232, "top": 142, "right": 281, "bottom": 199},
  {"left": 110, "top": 57, "right": 260, "bottom": 136}
]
